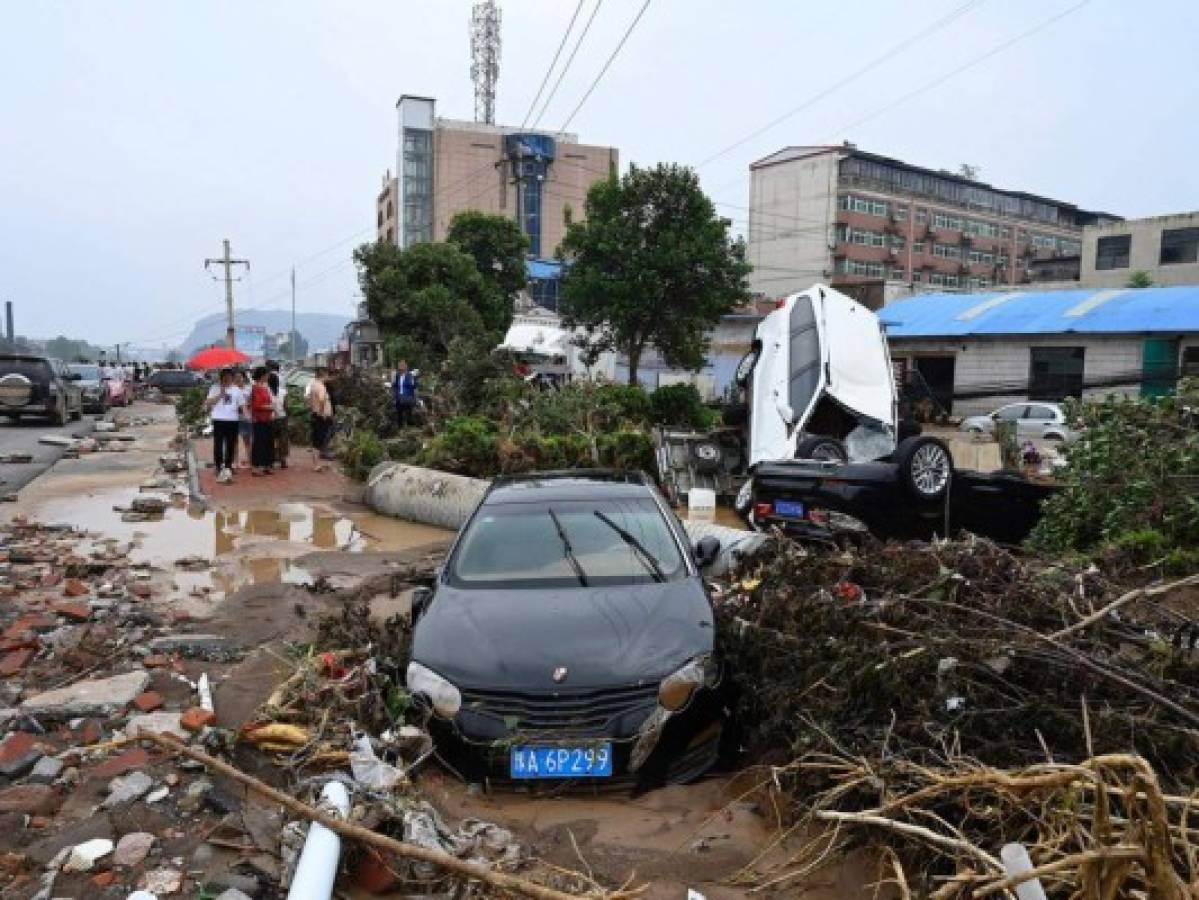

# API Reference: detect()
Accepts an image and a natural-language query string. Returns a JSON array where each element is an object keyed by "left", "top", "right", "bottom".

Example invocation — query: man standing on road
[
  {"left": 307, "top": 368, "right": 333, "bottom": 472},
  {"left": 267, "top": 360, "right": 289, "bottom": 469},
  {"left": 392, "top": 360, "right": 418, "bottom": 429},
  {"left": 205, "top": 368, "right": 243, "bottom": 484}
]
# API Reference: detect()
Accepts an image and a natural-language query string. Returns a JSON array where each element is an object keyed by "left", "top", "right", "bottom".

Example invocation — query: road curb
[{"left": 185, "top": 438, "right": 206, "bottom": 511}]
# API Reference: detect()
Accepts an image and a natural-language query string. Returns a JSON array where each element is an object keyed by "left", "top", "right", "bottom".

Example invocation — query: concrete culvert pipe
[{"left": 364, "top": 463, "right": 763, "bottom": 576}]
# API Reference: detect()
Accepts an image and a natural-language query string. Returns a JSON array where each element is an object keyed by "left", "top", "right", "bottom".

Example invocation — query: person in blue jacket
[{"left": 392, "top": 360, "right": 419, "bottom": 429}]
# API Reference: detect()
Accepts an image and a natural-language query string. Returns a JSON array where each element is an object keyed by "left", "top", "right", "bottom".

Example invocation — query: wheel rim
[{"left": 911, "top": 444, "right": 950, "bottom": 495}]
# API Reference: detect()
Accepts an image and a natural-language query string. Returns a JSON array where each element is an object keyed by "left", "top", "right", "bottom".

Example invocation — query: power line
[
  {"left": 529, "top": 0, "right": 604, "bottom": 130},
  {"left": 697, "top": 0, "right": 985, "bottom": 169},
  {"left": 519, "top": 0, "right": 586, "bottom": 129},
  {"left": 824, "top": 0, "right": 1091, "bottom": 141},
  {"left": 558, "top": 0, "right": 652, "bottom": 133}
]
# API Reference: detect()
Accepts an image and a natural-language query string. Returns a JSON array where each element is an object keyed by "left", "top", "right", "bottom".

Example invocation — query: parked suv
[{"left": 0, "top": 355, "right": 84, "bottom": 425}]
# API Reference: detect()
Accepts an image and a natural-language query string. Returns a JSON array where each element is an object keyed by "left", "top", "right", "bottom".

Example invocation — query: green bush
[
  {"left": 176, "top": 386, "right": 207, "bottom": 431},
  {"left": 339, "top": 429, "right": 387, "bottom": 481},
  {"left": 285, "top": 388, "right": 310, "bottom": 446},
  {"left": 649, "top": 383, "right": 718, "bottom": 430},
  {"left": 1029, "top": 384, "right": 1199, "bottom": 561},
  {"left": 598, "top": 430, "right": 656, "bottom": 472},
  {"left": 419, "top": 416, "right": 498, "bottom": 478}
]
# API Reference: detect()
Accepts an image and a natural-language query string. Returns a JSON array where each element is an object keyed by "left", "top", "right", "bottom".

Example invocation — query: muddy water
[{"left": 28, "top": 485, "right": 449, "bottom": 602}]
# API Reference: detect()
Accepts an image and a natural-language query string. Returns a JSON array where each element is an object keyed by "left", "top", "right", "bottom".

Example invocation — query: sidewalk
[{"left": 192, "top": 433, "right": 358, "bottom": 508}]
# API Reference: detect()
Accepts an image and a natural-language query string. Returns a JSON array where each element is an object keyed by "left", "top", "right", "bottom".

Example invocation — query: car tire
[
  {"left": 51, "top": 400, "right": 66, "bottom": 427},
  {"left": 688, "top": 439, "right": 723, "bottom": 474},
  {"left": 895, "top": 436, "right": 953, "bottom": 501},
  {"left": 734, "top": 343, "right": 760, "bottom": 389},
  {"left": 794, "top": 436, "right": 848, "bottom": 462}
]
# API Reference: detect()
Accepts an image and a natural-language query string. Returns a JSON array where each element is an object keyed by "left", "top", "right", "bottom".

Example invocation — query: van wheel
[
  {"left": 794, "top": 436, "right": 848, "bottom": 462},
  {"left": 895, "top": 436, "right": 953, "bottom": 501}
]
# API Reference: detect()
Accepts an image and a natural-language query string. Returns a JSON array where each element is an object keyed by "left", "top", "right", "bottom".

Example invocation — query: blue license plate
[
  {"left": 774, "top": 500, "right": 806, "bottom": 518},
  {"left": 510, "top": 744, "right": 613, "bottom": 779}
]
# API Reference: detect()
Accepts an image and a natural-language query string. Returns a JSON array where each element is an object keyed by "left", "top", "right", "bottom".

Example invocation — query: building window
[
  {"left": 933, "top": 243, "right": 960, "bottom": 259},
  {"left": 889, "top": 234, "right": 905, "bottom": 249},
  {"left": 915, "top": 208, "right": 928, "bottom": 225},
  {"left": 836, "top": 258, "right": 885, "bottom": 277},
  {"left": 912, "top": 271, "right": 922, "bottom": 283},
  {"left": 1182, "top": 346, "right": 1199, "bottom": 377},
  {"left": 912, "top": 241, "right": 926, "bottom": 255},
  {"left": 1059, "top": 239, "right": 1081, "bottom": 256},
  {"left": 1029, "top": 347, "right": 1085, "bottom": 400},
  {"left": 889, "top": 267, "right": 905, "bottom": 280},
  {"left": 1095, "top": 234, "right": 1131, "bottom": 270},
  {"left": 893, "top": 204, "right": 908, "bottom": 221},
  {"left": 1160, "top": 227, "right": 1199, "bottom": 265},
  {"left": 934, "top": 213, "right": 963, "bottom": 231}
]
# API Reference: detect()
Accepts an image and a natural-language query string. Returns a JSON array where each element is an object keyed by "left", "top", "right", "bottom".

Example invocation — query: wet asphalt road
[{"left": 0, "top": 411, "right": 98, "bottom": 495}]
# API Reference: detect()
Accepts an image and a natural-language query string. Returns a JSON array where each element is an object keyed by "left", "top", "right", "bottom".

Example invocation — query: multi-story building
[
  {"left": 1080, "top": 212, "right": 1199, "bottom": 288},
  {"left": 376, "top": 171, "right": 398, "bottom": 245},
  {"left": 747, "top": 144, "right": 1119, "bottom": 298},
  {"left": 383, "top": 95, "right": 618, "bottom": 258}
]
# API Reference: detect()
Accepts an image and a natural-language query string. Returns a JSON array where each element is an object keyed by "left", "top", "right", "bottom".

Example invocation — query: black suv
[
  {"left": 407, "top": 470, "right": 726, "bottom": 791},
  {"left": 147, "top": 369, "right": 204, "bottom": 395},
  {"left": 0, "top": 355, "right": 84, "bottom": 425}
]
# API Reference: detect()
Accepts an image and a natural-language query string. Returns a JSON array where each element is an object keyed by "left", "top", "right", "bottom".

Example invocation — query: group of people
[{"left": 204, "top": 363, "right": 334, "bottom": 484}]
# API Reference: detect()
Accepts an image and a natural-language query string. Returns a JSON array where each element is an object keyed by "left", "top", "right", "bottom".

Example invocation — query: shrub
[
  {"left": 285, "top": 388, "right": 310, "bottom": 446},
  {"left": 339, "top": 429, "right": 387, "bottom": 481},
  {"left": 176, "top": 386, "right": 207, "bottom": 431},
  {"left": 649, "top": 383, "right": 718, "bottom": 430},
  {"left": 1029, "top": 384, "right": 1199, "bottom": 559},
  {"left": 598, "top": 430, "right": 655, "bottom": 472},
  {"left": 419, "top": 416, "right": 498, "bottom": 478}
]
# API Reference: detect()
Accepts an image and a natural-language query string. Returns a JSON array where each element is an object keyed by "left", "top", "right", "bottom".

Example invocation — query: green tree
[
  {"left": 446, "top": 211, "right": 528, "bottom": 306},
  {"left": 354, "top": 239, "right": 513, "bottom": 366},
  {"left": 1126, "top": 270, "right": 1154, "bottom": 288},
  {"left": 558, "top": 164, "right": 749, "bottom": 385}
]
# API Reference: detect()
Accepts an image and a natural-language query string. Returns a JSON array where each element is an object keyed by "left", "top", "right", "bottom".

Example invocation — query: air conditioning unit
[{"left": 889, "top": 247, "right": 899, "bottom": 257}]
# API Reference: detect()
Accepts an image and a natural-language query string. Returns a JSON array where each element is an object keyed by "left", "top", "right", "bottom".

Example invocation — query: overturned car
[{"left": 405, "top": 470, "right": 725, "bottom": 791}]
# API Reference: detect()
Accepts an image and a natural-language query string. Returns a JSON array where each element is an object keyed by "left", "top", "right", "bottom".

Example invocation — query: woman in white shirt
[{"left": 204, "top": 368, "right": 244, "bottom": 483}]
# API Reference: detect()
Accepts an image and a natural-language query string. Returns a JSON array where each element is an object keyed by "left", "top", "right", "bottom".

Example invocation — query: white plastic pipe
[
  {"left": 286, "top": 781, "right": 351, "bottom": 900},
  {"left": 1000, "top": 842, "right": 1048, "bottom": 900}
]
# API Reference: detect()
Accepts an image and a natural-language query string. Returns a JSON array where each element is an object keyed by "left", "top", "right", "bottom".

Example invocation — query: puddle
[
  {"left": 27, "top": 486, "right": 450, "bottom": 603},
  {"left": 678, "top": 504, "right": 748, "bottom": 530}
]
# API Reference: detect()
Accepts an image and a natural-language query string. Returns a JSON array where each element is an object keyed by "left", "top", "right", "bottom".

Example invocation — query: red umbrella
[{"left": 186, "top": 347, "right": 251, "bottom": 370}]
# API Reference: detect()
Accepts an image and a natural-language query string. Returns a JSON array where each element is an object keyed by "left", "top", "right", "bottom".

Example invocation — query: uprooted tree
[{"left": 558, "top": 163, "right": 750, "bottom": 385}]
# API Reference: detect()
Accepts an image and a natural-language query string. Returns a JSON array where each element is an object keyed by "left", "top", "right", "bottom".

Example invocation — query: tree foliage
[
  {"left": 446, "top": 211, "right": 529, "bottom": 306},
  {"left": 1029, "top": 382, "right": 1199, "bottom": 566},
  {"left": 558, "top": 163, "right": 750, "bottom": 384},
  {"left": 1126, "top": 270, "right": 1154, "bottom": 289},
  {"left": 354, "top": 239, "right": 513, "bottom": 367}
]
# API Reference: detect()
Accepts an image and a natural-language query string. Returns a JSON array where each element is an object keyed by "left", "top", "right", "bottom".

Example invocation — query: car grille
[{"left": 460, "top": 683, "right": 658, "bottom": 732}]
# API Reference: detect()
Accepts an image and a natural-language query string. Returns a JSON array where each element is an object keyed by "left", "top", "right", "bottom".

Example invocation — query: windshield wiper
[
  {"left": 548, "top": 508, "right": 589, "bottom": 587},
  {"left": 593, "top": 510, "right": 664, "bottom": 582}
]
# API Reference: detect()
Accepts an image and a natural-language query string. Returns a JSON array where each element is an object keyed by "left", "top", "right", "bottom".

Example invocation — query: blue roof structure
[
  {"left": 879, "top": 286, "right": 1199, "bottom": 338},
  {"left": 526, "top": 257, "right": 563, "bottom": 281}
]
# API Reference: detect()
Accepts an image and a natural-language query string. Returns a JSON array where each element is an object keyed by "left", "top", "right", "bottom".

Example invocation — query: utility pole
[
  {"left": 204, "top": 239, "right": 250, "bottom": 349},
  {"left": 290, "top": 267, "right": 297, "bottom": 364}
]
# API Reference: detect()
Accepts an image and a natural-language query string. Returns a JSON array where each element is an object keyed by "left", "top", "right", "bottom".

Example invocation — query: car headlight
[
  {"left": 406, "top": 661, "right": 462, "bottom": 719},
  {"left": 658, "top": 655, "right": 716, "bottom": 712}
]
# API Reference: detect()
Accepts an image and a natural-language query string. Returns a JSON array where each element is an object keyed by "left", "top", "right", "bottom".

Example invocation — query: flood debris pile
[
  {"left": 717, "top": 535, "right": 1199, "bottom": 896},
  {"left": 233, "top": 600, "right": 626, "bottom": 898}
]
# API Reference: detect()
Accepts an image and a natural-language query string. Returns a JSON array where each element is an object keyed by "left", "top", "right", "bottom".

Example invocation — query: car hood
[
  {"left": 76, "top": 379, "right": 101, "bottom": 389},
  {"left": 413, "top": 580, "right": 714, "bottom": 691}
]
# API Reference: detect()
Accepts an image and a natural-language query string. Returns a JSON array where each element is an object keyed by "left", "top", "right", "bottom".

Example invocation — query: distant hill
[{"left": 179, "top": 310, "right": 350, "bottom": 355}]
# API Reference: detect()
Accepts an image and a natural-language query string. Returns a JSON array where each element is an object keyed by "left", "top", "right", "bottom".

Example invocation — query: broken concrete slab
[
  {"left": 21, "top": 670, "right": 150, "bottom": 719},
  {"left": 148, "top": 633, "right": 239, "bottom": 659},
  {"left": 113, "top": 831, "right": 155, "bottom": 867},
  {"left": 125, "top": 711, "right": 189, "bottom": 741},
  {"left": 28, "top": 755, "right": 64, "bottom": 784},
  {"left": 103, "top": 770, "right": 153, "bottom": 807},
  {"left": 63, "top": 837, "right": 114, "bottom": 872}
]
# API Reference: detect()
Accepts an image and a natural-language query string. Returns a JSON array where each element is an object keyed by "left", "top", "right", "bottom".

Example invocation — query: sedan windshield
[
  {"left": 69, "top": 365, "right": 100, "bottom": 380},
  {"left": 449, "top": 498, "right": 686, "bottom": 588}
]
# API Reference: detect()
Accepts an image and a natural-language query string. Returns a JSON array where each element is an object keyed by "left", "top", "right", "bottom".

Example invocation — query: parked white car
[{"left": 959, "top": 402, "right": 1074, "bottom": 441}]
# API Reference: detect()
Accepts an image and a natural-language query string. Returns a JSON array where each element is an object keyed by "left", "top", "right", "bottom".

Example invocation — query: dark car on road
[
  {"left": 749, "top": 435, "right": 1058, "bottom": 544},
  {"left": 407, "top": 470, "right": 725, "bottom": 791},
  {"left": 147, "top": 369, "right": 204, "bottom": 395},
  {"left": 66, "top": 363, "right": 111, "bottom": 414},
  {"left": 0, "top": 354, "right": 84, "bottom": 425}
]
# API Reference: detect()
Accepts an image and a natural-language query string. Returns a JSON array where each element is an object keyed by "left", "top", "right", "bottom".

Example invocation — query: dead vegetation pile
[{"left": 716, "top": 535, "right": 1199, "bottom": 896}]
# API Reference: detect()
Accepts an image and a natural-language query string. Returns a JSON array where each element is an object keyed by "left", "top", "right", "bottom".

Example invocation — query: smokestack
[{"left": 5, "top": 302, "right": 12, "bottom": 342}]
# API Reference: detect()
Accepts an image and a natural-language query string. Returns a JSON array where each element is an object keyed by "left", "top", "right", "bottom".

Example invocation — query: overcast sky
[{"left": 1, "top": 0, "right": 1196, "bottom": 349}]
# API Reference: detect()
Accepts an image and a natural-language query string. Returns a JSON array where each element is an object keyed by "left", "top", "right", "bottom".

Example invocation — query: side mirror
[
  {"left": 410, "top": 586, "right": 433, "bottom": 622},
  {"left": 693, "top": 536, "right": 721, "bottom": 570}
]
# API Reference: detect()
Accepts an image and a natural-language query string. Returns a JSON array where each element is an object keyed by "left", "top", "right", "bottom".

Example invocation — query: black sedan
[
  {"left": 407, "top": 470, "right": 725, "bottom": 791},
  {"left": 750, "top": 436, "right": 1058, "bottom": 544}
]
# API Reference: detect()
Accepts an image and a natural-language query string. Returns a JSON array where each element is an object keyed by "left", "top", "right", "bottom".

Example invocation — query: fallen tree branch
[
  {"left": 138, "top": 730, "right": 624, "bottom": 900},
  {"left": 972, "top": 846, "right": 1145, "bottom": 897},
  {"left": 812, "top": 809, "right": 1004, "bottom": 875},
  {"left": 1048, "top": 573, "right": 1199, "bottom": 641}
]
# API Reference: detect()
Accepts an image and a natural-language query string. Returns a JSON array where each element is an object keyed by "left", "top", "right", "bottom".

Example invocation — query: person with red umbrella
[
  {"left": 187, "top": 346, "right": 250, "bottom": 371},
  {"left": 204, "top": 367, "right": 246, "bottom": 484}
]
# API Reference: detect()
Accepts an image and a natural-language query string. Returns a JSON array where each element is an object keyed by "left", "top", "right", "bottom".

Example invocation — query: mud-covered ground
[{"left": 0, "top": 403, "right": 879, "bottom": 898}]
